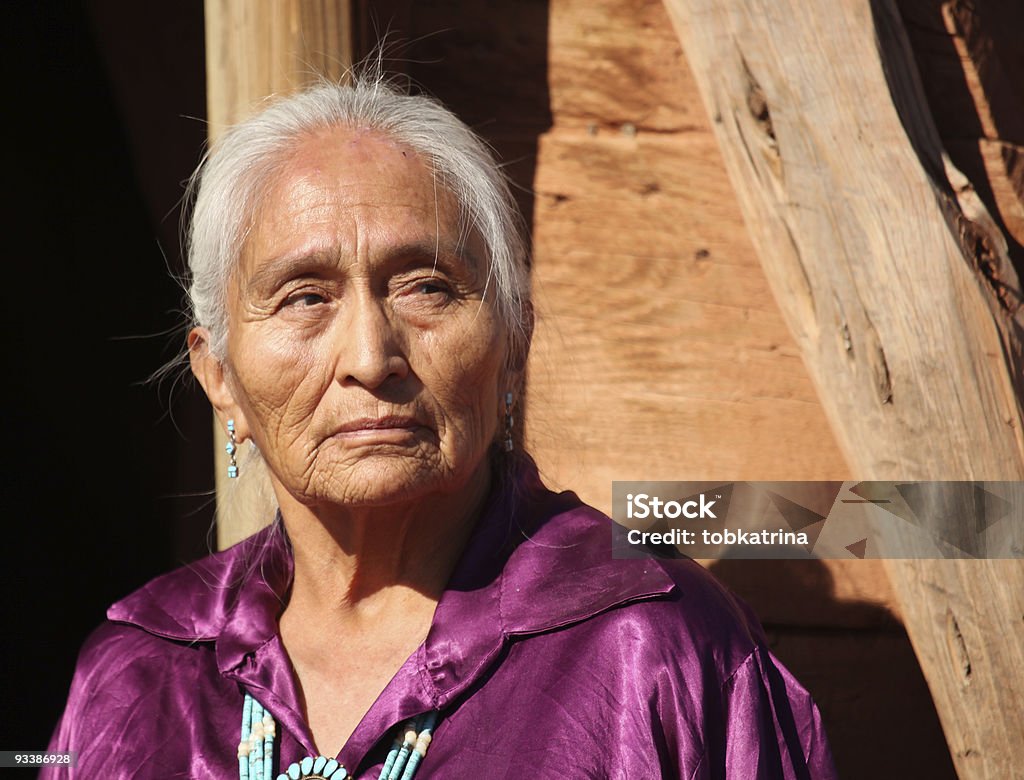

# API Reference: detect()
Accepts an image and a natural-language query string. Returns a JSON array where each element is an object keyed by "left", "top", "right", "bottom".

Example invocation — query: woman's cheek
[{"left": 235, "top": 329, "right": 328, "bottom": 430}]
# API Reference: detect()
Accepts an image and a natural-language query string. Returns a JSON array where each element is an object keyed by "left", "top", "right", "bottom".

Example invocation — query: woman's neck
[
  {"left": 274, "top": 462, "right": 491, "bottom": 622},
  {"left": 271, "top": 465, "right": 492, "bottom": 757}
]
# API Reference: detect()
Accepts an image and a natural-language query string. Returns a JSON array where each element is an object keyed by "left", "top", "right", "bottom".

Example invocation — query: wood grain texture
[
  {"left": 204, "top": 0, "right": 354, "bottom": 547},
  {"left": 546, "top": 0, "right": 702, "bottom": 132},
  {"left": 528, "top": 0, "right": 849, "bottom": 515},
  {"left": 529, "top": 130, "right": 847, "bottom": 497},
  {"left": 884, "top": 559, "right": 1024, "bottom": 775},
  {"left": 528, "top": 0, "right": 900, "bottom": 636},
  {"left": 662, "top": 0, "right": 1024, "bottom": 774},
  {"left": 205, "top": 0, "right": 352, "bottom": 136}
]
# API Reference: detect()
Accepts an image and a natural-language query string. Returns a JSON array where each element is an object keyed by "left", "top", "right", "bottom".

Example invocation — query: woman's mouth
[{"left": 330, "top": 416, "right": 427, "bottom": 442}]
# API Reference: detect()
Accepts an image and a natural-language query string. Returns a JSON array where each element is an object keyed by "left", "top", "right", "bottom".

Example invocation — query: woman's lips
[{"left": 330, "top": 416, "right": 427, "bottom": 442}]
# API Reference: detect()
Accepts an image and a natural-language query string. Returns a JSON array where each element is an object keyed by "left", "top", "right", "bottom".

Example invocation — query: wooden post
[
  {"left": 203, "top": 0, "right": 355, "bottom": 547},
  {"left": 205, "top": 0, "right": 353, "bottom": 137},
  {"left": 661, "top": 0, "right": 1024, "bottom": 775}
]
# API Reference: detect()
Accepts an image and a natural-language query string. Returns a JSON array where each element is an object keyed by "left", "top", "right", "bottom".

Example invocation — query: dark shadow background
[
  {"left": 709, "top": 559, "right": 957, "bottom": 779},
  {"left": 1, "top": 0, "right": 211, "bottom": 751}
]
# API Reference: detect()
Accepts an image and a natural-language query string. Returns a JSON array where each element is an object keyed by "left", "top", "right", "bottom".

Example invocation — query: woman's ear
[
  {"left": 505, "top": 301, "right": 535, "bottom": 393},
  {"left": 188, "top": 327, "right": 249, "bottom": 439}
]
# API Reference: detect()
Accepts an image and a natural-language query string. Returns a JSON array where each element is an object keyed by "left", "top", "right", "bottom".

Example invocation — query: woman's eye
[
  {"left": 416, "top": 281, "right": 449, "bottom": 296},
  {"left": 284, "top": 291, "right": 327, "bottom": 307}
]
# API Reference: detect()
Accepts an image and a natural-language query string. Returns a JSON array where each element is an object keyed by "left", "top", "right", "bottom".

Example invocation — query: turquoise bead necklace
[{"left": 239, "top": 692, "right": 439, "bottom": 780}]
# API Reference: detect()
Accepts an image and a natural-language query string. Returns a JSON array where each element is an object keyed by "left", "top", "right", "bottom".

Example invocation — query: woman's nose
[{"left": 335, "top": 294, "right": 410, "bottom": 390}]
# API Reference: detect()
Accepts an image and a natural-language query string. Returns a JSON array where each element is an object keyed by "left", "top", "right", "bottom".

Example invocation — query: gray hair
[{"left": 185, "top": 73, "right": 531, "bottom": 367}]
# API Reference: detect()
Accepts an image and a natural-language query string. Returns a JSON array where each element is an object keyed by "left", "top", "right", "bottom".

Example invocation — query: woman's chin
[{"left": 303, "top": 453, "right": 463, "bottom": 508}]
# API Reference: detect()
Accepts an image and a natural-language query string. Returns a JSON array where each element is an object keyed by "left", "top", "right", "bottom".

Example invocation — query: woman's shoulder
[
  {"left": 55, "top": 523, "right": 291, "bottom": 701},
  {"left": 47, "top": 612, "right": 244, "bottom": 778},
  {"left": 54, "top": 619, "right": 206, "bottom": 729},
  {"left": 503, "top": 486, "right": 837, "bottom": 777},
  {"left": 44, "top": 532, "right": 282, "bottom": 776},
  {"left": 77, "top": 617, "right": 177, "bottom": 671}
]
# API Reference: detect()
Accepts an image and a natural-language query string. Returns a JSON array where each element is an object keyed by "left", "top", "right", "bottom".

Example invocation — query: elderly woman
[{"left": 47, "top": 74, "right": 836, "bottom": 779}]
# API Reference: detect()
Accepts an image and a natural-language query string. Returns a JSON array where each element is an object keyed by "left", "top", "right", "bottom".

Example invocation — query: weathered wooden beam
[
  {"left": 205, "top": 0, "right": 353, "bottom": 137},
  {"left": 661, "top": 0, "right": 1024, "bottom": 776},
  {"left": 204, "top": 0, "right": 354, "bottom": 547}
]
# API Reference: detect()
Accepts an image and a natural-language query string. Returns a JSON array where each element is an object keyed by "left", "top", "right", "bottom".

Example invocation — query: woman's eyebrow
[
  {"left": 380, "top": 239, "right": 484, "bottom": 272},
  {"left": 243, "top": 250, "right": 338, "bottom": 293}
]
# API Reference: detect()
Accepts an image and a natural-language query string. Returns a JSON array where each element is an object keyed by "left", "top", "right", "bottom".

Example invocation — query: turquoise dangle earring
[
  {"left": 227, "top": 419, "right": 239, "bottom": 478},
  {"left": 502, "top": 392, "right": 514, "bottom": 452}
]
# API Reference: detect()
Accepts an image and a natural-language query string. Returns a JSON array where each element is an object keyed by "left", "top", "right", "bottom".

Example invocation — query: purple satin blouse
[{"left": 46, "top": 463, "right": 836, "bottom": 778}]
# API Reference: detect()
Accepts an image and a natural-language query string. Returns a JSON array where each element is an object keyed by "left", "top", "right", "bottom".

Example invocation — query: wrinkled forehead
[{"left": 240, "top": 127, "right": 487, "bottom": 275}]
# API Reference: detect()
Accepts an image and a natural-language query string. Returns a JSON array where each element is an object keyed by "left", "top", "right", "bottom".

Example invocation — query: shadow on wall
[
  {"left": 894, "top": 0, "right": 1024, "bottom": 270},
  {"left": 353, "top": 0, "right": 554, "bottom": 232},
  {"left": 709, "top": 558, "right": 957, "bottom": 780}
]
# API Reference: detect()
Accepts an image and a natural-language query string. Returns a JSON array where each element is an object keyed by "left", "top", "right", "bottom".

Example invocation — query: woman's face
[{"left": 201, "top": 128, "right": 510, "bottom": 509}]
